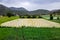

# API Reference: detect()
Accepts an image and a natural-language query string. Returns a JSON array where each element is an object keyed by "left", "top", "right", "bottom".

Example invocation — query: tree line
[{"left": 0, "top": 12, "right": 59, "bottom": 20}]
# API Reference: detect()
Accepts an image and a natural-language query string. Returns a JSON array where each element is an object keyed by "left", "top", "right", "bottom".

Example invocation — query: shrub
[
  {"left": 38, "top": 16, "right": 42, "bottom": 18},
  {"left": 57, "top": 17, "right": 59, "bottom": 20},
  {"left": 27, "top": 16, "right": 31, "bottom": 18},
  {"left": 32, "top": 16, "right": 36, "bottom": 18}
]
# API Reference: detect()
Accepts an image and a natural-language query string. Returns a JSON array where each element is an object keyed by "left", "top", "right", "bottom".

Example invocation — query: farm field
[
  {"left": 1, "top": 19, "right": 60, "bottom": 27},
  {"left": 0, "top": 0, "right": 60, "bottom": 40},
  {"left": 0, "top": 27, "right": 60, "bottom": 40},
  {"left": 0, "top": 15, "right": 60, "bottom": 40},
  {"left": 0, "top": 16, "right": 19, "bottom": 24}
]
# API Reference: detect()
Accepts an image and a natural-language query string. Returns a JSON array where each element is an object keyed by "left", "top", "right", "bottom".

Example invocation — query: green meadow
[
  {"left": 0, "top": 16, "right": 19, "bottom": 24},
  {"left": 0, "top": 27, "right": 60, "bottom": 40}
]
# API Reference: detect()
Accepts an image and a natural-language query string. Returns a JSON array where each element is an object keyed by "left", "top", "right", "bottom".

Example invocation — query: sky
[{"left": 0, "top": 0, "right": 60, "bottom": 11}]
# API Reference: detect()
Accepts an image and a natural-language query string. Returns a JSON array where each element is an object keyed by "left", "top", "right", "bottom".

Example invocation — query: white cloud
[
  {"left": 0, "top": 0, "right": 60, "bottom": 11},
  {"left": 20, "top": 2, "right": 30, "bottom": 6},
  {"left": 27, "top": 2, "right": 60, "bottom": 11},
  {"left": 41, "top": 2, "right": 60, "bottom": 10}
]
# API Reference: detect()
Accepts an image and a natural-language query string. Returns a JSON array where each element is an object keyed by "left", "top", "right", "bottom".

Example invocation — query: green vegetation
[
  {"left": 0, "top": 27, "right": 60, "bottom": 40},
  {"left": 42, "top": 15, "right": 60, "bottom": 23},
  {"left": 0, "top": 16, "right": 19, "bottom": 24},
  {"left": 19, "top": 15, "right": 42, "bottom": 18},
  {"left": 50, "top": 14, "right": 53, "bottom": 20},
  {"left": 6, "top": 12, "right": 15, "bottom": 17}
]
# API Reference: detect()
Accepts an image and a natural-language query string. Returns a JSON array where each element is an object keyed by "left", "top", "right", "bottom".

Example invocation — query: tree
[
  {"left": 50, "top": 14, "right": 53, "bottom": 20},
  {"left": 7, "top": 12, "right": 14, "bottom": 17}
]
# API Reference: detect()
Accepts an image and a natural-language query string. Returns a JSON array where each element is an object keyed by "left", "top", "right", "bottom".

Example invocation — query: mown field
[
  {"left": 0, "top": 16, "right": 19, "bottom": 24},
  {"left": 42, "top": 15, "right": 60, "bottom": 23},
  {"left": 0, "top": 27, "right": 60, "bottom": 40}
]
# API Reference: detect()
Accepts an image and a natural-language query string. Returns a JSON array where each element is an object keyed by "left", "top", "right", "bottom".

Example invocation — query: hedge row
[{"left": 19, "top": 16, "right": 42, "bottom": 18}]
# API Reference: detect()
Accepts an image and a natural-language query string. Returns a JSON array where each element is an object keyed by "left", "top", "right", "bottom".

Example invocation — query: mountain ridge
[{"left": 0, "top": 4, "right": 60, "bottom": 16}]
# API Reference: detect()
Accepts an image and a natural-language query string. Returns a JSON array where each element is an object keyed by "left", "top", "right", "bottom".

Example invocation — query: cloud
[
  {"left": 26, "top": 2, "right": 60, "bottom": 11},
  {"left": 0, "top": 0, "right": 60, "bottom": 11}
]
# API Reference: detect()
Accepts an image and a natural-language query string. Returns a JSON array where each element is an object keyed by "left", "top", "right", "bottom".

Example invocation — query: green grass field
[
  {"left": 42, "top": 15, "right": 60, "bottom": 23},
  {"left": 0, "top": 16, "right": 19, "bottom": 24},
  {"left": 0, "top": 27, "right": 60, "bottom": 40}
]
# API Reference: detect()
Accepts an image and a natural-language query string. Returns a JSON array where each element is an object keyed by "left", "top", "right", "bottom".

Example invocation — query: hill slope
[{"left": 0, "top": 4, "right": 60, "bottom": 16}]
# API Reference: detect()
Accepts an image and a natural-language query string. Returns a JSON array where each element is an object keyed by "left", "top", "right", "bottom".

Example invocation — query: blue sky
[{"left": 0, "top": 0, "right": 60, "bottom": 11}]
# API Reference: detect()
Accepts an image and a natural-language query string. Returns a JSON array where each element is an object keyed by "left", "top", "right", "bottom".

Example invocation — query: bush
[
  {"left": 27, "top": 16, "right": 31, "bottom": 18},
  {"left": 32, "top": 16, "right": 36, "bottom": 18},
  {"left": 19, "top": 15, "right": 42, "bottom": 18},
  {"left": 57, "top": 17, "right": 59, "bottom": 20},
  {"left": 19, "top": 16, "right": 24, "bottom": 18},
  {"left": 38, "top": 16, "right": 42, "bottom": 18},
  {"left": 7, "top": 13, "right": 14, "bottom": 17}
]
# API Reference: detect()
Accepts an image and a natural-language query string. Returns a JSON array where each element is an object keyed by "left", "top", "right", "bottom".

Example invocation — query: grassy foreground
[
  {"left": 0, "top": 27, "right": 60, "bottom": 40},
  {"left": 0, "top": 16, "right": 19, "bottom": 24}
]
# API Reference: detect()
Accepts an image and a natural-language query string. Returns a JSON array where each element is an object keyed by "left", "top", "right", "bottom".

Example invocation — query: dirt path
[{"left": 1, "top": 19, "right": 60, "bottom": 27}]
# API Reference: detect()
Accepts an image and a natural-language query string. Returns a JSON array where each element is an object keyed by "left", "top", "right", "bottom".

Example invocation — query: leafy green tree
[
  {"left": 50, "top": 14, "right": 53, "bottom": 20},
  {"left": 7, "top": 13, "right": 14, "bottom": 17}
]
